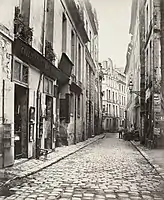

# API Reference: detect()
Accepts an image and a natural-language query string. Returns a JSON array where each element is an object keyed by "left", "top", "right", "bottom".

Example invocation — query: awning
[
  {"left": 58, "top": 52, "right": 74, "bottom": 77},
  {"left": 70, "top": 82, "right": 82, "bottom": 95},
  {"left": 12, "top": 38, "right": 69, "bottom": 84}
]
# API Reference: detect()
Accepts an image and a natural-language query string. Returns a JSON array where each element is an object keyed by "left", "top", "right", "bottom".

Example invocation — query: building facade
[
  {"left": 83, "top": 0, "right": 100, "bottom": 138},
  {"left": 125, "top": 0, "right": 164, "bottom": 148},
  {"left": 0, "top": 0, "right": 101, "bottom": 168},
  {"left": 124, "top": 0, "right": 141, "bottom": 132},
  {"left": 102, "top": 59, "right": 126, "bottom": 132}
]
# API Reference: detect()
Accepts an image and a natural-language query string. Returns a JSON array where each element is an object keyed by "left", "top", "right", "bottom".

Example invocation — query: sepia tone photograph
[{"left": 0, "top": 0, "right": 164, "bottom": 199}]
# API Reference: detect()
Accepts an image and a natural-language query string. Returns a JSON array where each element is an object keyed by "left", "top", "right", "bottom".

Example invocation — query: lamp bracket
[{"left": 130, "top": 91, "right": 141, "bottom": 96}]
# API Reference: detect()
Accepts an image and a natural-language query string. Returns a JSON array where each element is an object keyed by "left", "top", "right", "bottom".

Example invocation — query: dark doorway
[
  {"left": 14, "top": 84, "right": 28, "bottom": 159},
  {"left": 45, "top": 95, "right": 53, "bottom": 149},
  {"left": 88, "top": 101, "right": 92, "bottom": 138}
]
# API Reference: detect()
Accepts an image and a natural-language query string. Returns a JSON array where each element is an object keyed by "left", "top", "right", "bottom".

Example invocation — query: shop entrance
[
  {"left": 14, "top": 84, "right": 28, "bottom": 159},
  {"left": 45, "top": 95, "right": 53, "bottom": 149}
]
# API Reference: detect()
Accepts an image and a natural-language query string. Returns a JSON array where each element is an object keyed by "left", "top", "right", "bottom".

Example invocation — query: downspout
[
  {"left": 36, "top": 74, "right": 43, "bottom": 158},
  {"left": 2, "top": 80, "right": 5, "bottom": 168},
  {"left": 36, "top": 0, "right": 47, "bottom": 158},
  {"left": 74, "top": 94, "right": 77, "bottom": 144}
]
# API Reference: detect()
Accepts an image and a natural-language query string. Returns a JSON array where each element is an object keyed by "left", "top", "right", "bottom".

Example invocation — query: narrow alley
[{"left": 1, "top": 133, "right": 164, "bottom": 200}]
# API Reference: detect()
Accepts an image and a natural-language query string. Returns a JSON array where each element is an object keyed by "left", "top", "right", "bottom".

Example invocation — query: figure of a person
[{"left": 118, "top": 125, "right": 123, "bottom": 139}]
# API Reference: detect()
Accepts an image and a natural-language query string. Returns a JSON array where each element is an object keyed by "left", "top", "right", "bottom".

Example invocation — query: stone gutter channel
[
  {"left": 0, "top": 134, "right": 106, "bottom": 191},
  {"left": 130, "top": 141, "right": 164, "bottom": 181}
]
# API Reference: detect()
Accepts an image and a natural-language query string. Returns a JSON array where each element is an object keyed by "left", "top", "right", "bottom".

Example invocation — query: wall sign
[{"left": 13, "top": 38, "right": 68, "bottom": 83}]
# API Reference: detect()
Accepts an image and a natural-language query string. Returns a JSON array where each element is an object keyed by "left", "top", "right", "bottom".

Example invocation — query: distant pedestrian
[
  {"left": 118, "top": 125, "right": 123, "bottom": 139},
  {"left": 130, "top": 124, "right": 134, "bottom": 134}
]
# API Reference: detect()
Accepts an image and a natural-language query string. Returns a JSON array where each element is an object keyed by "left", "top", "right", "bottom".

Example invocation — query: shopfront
[{"left": 12, "top": 38, "right": 69, "bottom": 161}]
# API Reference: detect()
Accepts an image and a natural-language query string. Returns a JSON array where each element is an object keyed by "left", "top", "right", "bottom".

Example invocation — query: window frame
[
  {"left": 12, "top": 57, "right": 29, "bottom": 86},
  {"left": 43, "top": 76, "right": 54, "bottom": 96}
]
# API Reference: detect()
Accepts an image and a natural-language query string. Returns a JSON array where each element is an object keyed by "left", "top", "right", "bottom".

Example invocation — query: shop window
[
  {"left": 22, "top": 65, "right": 28, "bottom": 83},
  {"left": 44, "top": 77, "right": 53, "bottom": 96},
  {"left": 13, "top": 61, "right": 21, "bottom": 81},
  {"left": 13, "top": 60, "right": 28, "bottom": 84}
]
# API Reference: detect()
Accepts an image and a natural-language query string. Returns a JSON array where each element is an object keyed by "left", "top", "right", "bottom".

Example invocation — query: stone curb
[
  {"left": 1, "top": 134, "right": 106, "bottom": 188},
  {"left": 130, "top": 141, "right": 164, "bottom": 181}
]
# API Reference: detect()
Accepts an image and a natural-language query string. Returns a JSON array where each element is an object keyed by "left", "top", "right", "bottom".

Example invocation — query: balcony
[{"left": 14, "top": 7, "right": 33, "bottom": 44}]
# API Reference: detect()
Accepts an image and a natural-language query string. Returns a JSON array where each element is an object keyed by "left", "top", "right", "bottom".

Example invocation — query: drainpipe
[
  {"left": 36, "top": 73, "right": 43, "bottom": 159},
  {"left": 42, "top": 0, "right": 47, "bottom": 57},
  {"left": 74, "top": 94, "right": 77, "bottom": 144},
  {"left": 2, "top": 80, "right": 5, "bottom": 168},
  {"left": 36, "top": 0, "right": 47, "bottom": 158}
]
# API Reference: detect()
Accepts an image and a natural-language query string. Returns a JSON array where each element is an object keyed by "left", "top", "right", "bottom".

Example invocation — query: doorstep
[
  {"left": 131, "top": 141, "right": 164, "bottom": 180},
  {"left": 0, "top": 134, "right": 105, "bottom": 187}
]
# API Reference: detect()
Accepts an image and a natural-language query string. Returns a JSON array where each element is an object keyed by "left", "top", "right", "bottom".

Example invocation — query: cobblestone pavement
[{"left": 1, "top": 133, "right": 164, "bottom": 200}]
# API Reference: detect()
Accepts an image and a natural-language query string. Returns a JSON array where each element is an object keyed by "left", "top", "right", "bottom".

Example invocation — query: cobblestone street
[{"left": 1, "top": 133, "right": 164, "bottom": 200}]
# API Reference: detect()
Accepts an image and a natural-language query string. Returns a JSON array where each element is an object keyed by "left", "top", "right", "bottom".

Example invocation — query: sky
[{"left": 90, "top": 0, "right": 132, "bottom": 68}]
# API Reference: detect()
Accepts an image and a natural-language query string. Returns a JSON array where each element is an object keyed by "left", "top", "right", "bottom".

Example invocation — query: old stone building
[
  {"left": 83, "top": 0, "right": 100, "bottom": 138},
  {"left": 124, "top": 0, "right": 141, "bottom": 132},
  {"left": 125, "top": 0, "right": 164, "bottom": 148},
  {"left": 102, "top": 59, "right": 126, "bottom": 132},
  {"left": 0, "top": 0, "right": 102, "bottom": 168}
]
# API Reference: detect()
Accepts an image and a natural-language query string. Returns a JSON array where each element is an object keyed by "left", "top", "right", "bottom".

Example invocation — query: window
[
  {"left": 109, "top": 104, "right": 111, "bottom": 114},
  {"left": 103, "top": 105, "right": 105, "bottom": 112},
  {"left": 89, "top": 31, "right": 91, "bottom": 53},
  {"left": 86, "top": 20, "right": 88, "bottom": 34},
  {"left": 71, "top": 30, "right": 75, "bottom": 63},
  {"left": 116, "top": 106, "right": 118, "bottom": 116},
  {"left": 44, "top": 77, "right": 53, "bottom": 95},
  {"left": 106, "top": 104, "right": 108, "bottom": 113},
  {"left": 70, "top": 93, "right": 74, "bottom": 114},
  {"left": 62, "top": 13, "right": 67, "bottom": 52},
  {"left": 108, "top": 90, "right": 110, "bottom": 100},
  {"left": 13, "top": 61, "right": 21, "bottom": 81},
  {"left": 113, "top": 92, "right": 114, "bottom": 101},
  {"left": 146, "top": 5, "right": 148, "bottom": 33},
  {"left": 113, "top": 105, "right": 115, "bottom": 116},
  {"left": 13, "top": 60, "right": 28, "bottom": 84},
  {"left": 77, "top": 95, "right": 80, "bottom": 116},
  {"left": 22, "top": 65, "right": 28, "bottom": 83},
  {"left": 146, "top": 48, "right": 148, "bottom": 78},
  {"left": 78, "top": 43, "right": 81, "bottom": 81},
  {"left": 106, "top": 89, "right": 108, "bottom": 100}
]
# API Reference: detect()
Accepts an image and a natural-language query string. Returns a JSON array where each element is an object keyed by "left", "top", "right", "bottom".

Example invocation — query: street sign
[
  {"left": 154, "top": 127, "right": 160, "bottom": 136},
  {"left": 154, "top": 94, "right": 161, "bottom": 113}
]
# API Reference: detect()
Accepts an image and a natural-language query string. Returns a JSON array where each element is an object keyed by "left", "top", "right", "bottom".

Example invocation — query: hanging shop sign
[
  {"left": 154, "top": 127, "right": 160, "bottom": 136},
  {"left": 154, "top": 94, "right": 161, "bottom": 113}
]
